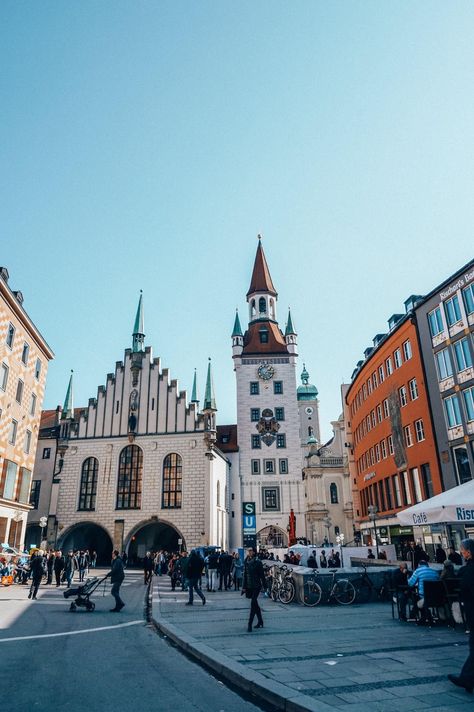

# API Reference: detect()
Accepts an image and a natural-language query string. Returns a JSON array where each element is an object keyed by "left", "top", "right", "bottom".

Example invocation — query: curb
[{"left": 148, "top": 581, "right": 333, "bottom": 712}]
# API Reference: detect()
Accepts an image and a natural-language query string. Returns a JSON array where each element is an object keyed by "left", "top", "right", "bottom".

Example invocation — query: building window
[
  {"left": 251, "top": 408, "right": 260, "bottom": 422},
  {"left": 385, "top": 478, "right": 393, "bottom": 510},
  {"left": 378, "top": 365, "right": 385, "bottom": 383},
  {"left": 34, "top": 358, "right": 42, "bottom": 380},
  {"left": 445, "top": 294, "right": 462, "bottom": 326},
  {"left": 9, "top": 419, "right": 18, "bottom": 445},
  {"left": 444, "top": 394, "right": 462, "bottom": 428},
  {"left": 78, "top": 457, "right": 99, "bottom": 511},
  {"left": 273, "top": 381, "right": 283, "bottom": 395},
  {"left": 1, "top": 459, "right": 18, "bottom": 499},
  {"left": 386, "top": 357, "right": 393, "bottom": 375},
  {"left": 399, "top": 385, "right": 407, "bottom": 407},
  {"left": 262, "top": 487, "right": 280, "bottom": 511},
  {"left": 0, "top": 363, "right": 8, "bottom": 391},
  {"left": 21, "top": 342, "right": 29, "bottom": 365},
  {"left": 454, "top": 337, "right": 473, "bottom": 372},
  {"left": 383, "top": 399, "right": 389, "bottom": 418},
  {"left": 410, "top": 467, "right": 423, "bottom": 503},
  {"left": 264, "top": 459, "right": 275, "bottom": 474},
  {"left": 402, "top": 340, "right": 412, "bottom": 361},
  {"left": 415, "top": 419, "right": 425, "bottom": 442},
  {"left": 275, "top": 407, "right": 285, "bottom": 421},
  {"left": 259, "top": 327, "right": 269, "bottom": 344},
  {"left": 42, "top": 447, "right": 51, "bottom": 459},
  {"left": 388, "top": 434, "right": 394, "bottom": 455},
  {"left": 371, "top": 410, "right": 376, "bottom": 427},
  {"left": 250, "top": 381, "right": 259, "bottom": 395},
  {"left": 409, "top": 378, "right": 418, "bottom": 400},
  {"left": 30, "top": 393, "right": 37, "bottom": 416},
  {"left": 15, "top": 379, "right": 24, "bottom": 404},
  {"left": 372, "top": 372, "right": 378, "bottom": 389},
  {"left": 463, "top": 283, "right": 474, "bottom": 315},
  {"left": 376, "top": 404, "right": 382, "bottom": 423},
  {"left": 428, "top": 306, "right": 444, "bottom": 337},
  {"left": 276, "top": 434, "right": 286, "bottom": 448},
  {"left": 251, "top": 435, "right": 261, "bottom": 449},
  {"left": 463, "top": 387, "right": 474, "bottom": 422},
  {"left": 381, "top": 439, "right": 387, "bottom": 459},
  {"left": 251, "top": 459, "right": 260, "bottom": 475},
  {"left": 29, "top": 480, "right": 41, "bottom": 509},
  {"left": 259, "top": 296, "right": 267, "bottom": 314},
  {"left": 116, "top": 444, "right": 143, "bottom": 509},
  {"left": 162, "top": 452, "right": 182, "bottom": 509},
  {"left": 421, "top": 463, "right": 434, "bottom": 498},
  {"left": 404, "top": 425, "right": 413, "bottom": 447},
  {"left": 216, "top": 481, "right": 220, "bottom": 507},
  {"left": 436, "top": 348, "right": 453, "bottom": 380},
  {"left": 279, "top": 458, "right": 288, "bottom": 474},
  {"left": 6, "top": 323, "right": 15, "bottom": 349},
  {"left": 330, "top": 482, "right": 338, "bottom": 504},
  {"left": 24, "top": 429, "right": 32, "bottom": 454},
  {"left": 366, "top": 380, "right": 371, "bottom": 396},
  {"left": 401, "top": 470, "right": 412, "bottom": 505},
  {"left": 453, "top": 445, "right": 472, "bottom": 485},
  {"left": 375, "top": 443, "right": 381, "bottom": 462},
  {"left": 394, "top": 349, "right": 402, "bottom": 369}
]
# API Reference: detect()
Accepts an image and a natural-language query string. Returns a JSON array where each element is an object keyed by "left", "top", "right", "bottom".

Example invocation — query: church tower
[{"left": 232, "top": 237, "right": 305, "bottom": 548}]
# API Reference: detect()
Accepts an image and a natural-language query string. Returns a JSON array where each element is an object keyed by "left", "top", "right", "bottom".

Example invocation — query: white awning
[{"left": 396, "top": 479, "right": 474, "bottom": 525}]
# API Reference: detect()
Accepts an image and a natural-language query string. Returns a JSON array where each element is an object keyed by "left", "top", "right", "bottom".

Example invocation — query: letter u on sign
[{"left": 244, "top": 515, "right": 256, "bottom": 530}]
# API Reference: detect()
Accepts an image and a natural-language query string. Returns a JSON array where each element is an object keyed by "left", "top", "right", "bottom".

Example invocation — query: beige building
[{"left": 0, "top": 267, "right": 54, "bottom": 549}]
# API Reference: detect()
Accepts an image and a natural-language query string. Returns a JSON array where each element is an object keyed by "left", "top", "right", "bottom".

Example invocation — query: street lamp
[
  {"left": 335, "top": 533, "right": 345, "bottom": 568},
  {"left": 367, "top": 504, "right": 379, "bottom": 558}
]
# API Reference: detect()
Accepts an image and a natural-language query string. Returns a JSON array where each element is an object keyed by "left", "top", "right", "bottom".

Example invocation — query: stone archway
[
  {"left": 125, "top": 520, "right": 185, "bottom": 565},
  {"left": 58, "top": 522, "right": 113, "bottom": 565},
  {"left": 257, "top": 525, "right": 288, "bottom": 549}
]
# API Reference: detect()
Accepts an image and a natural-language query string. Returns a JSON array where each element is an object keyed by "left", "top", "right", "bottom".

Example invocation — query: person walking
[
  {"left": 185, "top": 550, "right": 206, "bottom": 606},
  {"left": 53, "top": 550, "right": 65, "bottom": 587},
  {"left": 143, "top": 551, "right": 154, "bottom": 585},
  {"left": 107, "top": 550, "right": 125, "bottom": 612},
  {"left": 90, "top": 550, "right": 97, "bottom": 568},
  {"left": 448, "top": 539, "right": 474, "bottom": 694},
  {"left": 207, "top": 550, "right": 219, "bottom": 592},
  {"left": 77, "top": 551, "right": 89, "bottom": 582},
  {"left": 28, "top": 551, "right": 45, "bottom": 600},
  {"left": 45, "top": 550, "right": 55, "bottom": 585},
  {"left": 64, "top": 551, "right": 77, "bottom": 588},
  {"left": 232, "top": 551, "right": 243, "bottom": 590},
  {"left": 242, "top": 547, "right": 266, "bottom": 632}
]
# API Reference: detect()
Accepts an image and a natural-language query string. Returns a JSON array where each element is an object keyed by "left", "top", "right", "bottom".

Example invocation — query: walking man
[
  {"left": 185, "top": 550, "right": 206, "bottom": 606},
  {"left": 77, "top": 550, "right": 89, "bottom": 582},
  {"left": 53, "top": 550, "right": 65, "bottom": 587},
  {"left": 143, "top": 551, "right": 154, "bottom": 585},
  {"left": 28, "top": 551, "right": 45, "bottom": 600},
  {"left": 107, "top": 550, "right": 125, "bottom": 612},
  {"left": 448, "top": 539, "right": 474, "bottom": 694},
  {"left": 64, "top": 551, "right": 77, "bottom": 588},
  {"left": 242, "top": 547, "right": 266, "bottom": 632}
]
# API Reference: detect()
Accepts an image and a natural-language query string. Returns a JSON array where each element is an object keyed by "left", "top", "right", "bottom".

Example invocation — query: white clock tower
[{"left": 231, "top": 237, "right": 305, "bottom": 548}]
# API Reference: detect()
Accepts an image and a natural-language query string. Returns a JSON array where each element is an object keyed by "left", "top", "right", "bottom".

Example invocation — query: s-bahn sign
[{"left": 242, "top": 502, "right": 256, "bottom": 548}]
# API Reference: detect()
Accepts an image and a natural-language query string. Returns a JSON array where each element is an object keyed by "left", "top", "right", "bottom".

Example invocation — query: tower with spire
[{"left": 229, "top": 236, "right": 305, "bottom": 548}]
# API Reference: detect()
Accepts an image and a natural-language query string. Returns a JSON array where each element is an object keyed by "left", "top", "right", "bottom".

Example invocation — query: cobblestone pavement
[{"left": 151, "top": 574, "right": 473, "bottom": 711}]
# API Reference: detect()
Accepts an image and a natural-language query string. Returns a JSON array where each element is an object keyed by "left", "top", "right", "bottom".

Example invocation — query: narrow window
[
  {"left": 330, "top": 483, "right": 338, "bottom": 504},
  {"left": 78, "top": 457, "right": 99, "bottom": 511},
  {"left": 6, "top": 323, "right": 15, "bottom": 348},
  {"left": 251, "top": 459, "right": 260, "bottom": 475},
  {"left": 21, "top": 342, "right": 29, "bottom": 365},
  {"left": 34, "top": 358, "right": 42, "bottom": 380},
  {"left": 116, "top": 444, "right": 143, "bottom": 509},
  {"left": 250, "top": 381, "right": 259, "bottom": 395},
  {"left": 15, "top": 379, "right": 24, "bottom": 404},
  {"left": 0, "top": 363, "right": 8, "bottom": 391},
  {"left": 273, "top": 381, "right": 283, "bottom": 395}
]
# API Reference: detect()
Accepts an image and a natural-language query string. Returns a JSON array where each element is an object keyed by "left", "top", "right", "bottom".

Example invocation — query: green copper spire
[
  {"left": 62, "top": 370, "right": 74, "bottom": 420},
  {"left": 203, "top": 358, "right": 217, "bottom": 411},
  {"left": 285, "top": 308, "right": 296, "bottom": 336},
  {"left": 191, "top": 368, "right": 199, "bottom": 404},
  {"left": 231, "top": 309, "right": 243, "bottom": 337},
  {"left": 132, "top": 290, "right": 145, "bottom": 353}
]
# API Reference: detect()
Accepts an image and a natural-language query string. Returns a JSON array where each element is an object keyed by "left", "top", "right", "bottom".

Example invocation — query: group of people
[{"left": 8, "top": 548, "right": 98, "bottom": 599}]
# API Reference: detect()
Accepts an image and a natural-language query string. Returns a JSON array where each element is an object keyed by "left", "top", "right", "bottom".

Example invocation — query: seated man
[
  {"left": 393, "top": 563, "right": 411, "bottom": 620},
  {"left": 408, "top": 559, "right": 439, "bottom": 624}
]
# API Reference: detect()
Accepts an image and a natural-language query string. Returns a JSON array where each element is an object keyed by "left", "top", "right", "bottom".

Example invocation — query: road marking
[{"left": 0, "top": 620, "right": 143, "bottom": 643}]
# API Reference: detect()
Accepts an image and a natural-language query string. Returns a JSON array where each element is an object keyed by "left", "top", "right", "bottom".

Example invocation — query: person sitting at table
[
  {"left": 407, "top": 559, "right": 439, "bottom": 625},
  {"left": 440, "top": 560, "right": 456, "bottom": 581},
  {"left": 393, "top": 563, "right": 411, "bottom": 621}
]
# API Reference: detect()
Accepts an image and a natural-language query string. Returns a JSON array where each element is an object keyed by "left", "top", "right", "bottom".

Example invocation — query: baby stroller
[{"left": 63, "top": 575, "right": 107, "bottom": 612}]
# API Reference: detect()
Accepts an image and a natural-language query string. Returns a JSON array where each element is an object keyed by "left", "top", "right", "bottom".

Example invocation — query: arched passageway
[
  {"left": 59, "top": 522, "right": 113, "bottom": 565},
  {"left": 126, "top": 521, "right": 183, "bottom": 565},
  {"left": 257, "top": 525, "right": 287, "bottom": 549}
]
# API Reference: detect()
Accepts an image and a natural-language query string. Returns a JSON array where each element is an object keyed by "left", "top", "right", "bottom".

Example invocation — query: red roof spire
[{"left": 246, "top": 235, "right": 278, "bottom": 298}]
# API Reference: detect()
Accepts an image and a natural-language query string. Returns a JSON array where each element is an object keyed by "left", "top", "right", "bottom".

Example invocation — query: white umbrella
[{"left": 396, "top": 479, "right": 474, "bottom": 525}]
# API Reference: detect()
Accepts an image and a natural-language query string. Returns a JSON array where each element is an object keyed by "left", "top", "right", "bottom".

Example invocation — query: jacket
[
  {"left": 187, "top": 552, "right": 204, "bottom": 578},
  {"left": 53, "top": 556, "right": 65, "bottom": 572},
  {"left": 243, "top": 556, "right": 266, "bottom": 590},
  {"left": 110, "top": 556, "right": 125, "bottom": 583},
  {"left": 30, "top": 556, "right": 45, "bottom": 580},
  {"left": 459, "top": 558, "right": 474, "bottom": 625}
]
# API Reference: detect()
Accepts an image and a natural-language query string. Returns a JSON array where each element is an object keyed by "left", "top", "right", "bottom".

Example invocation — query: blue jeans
[
  {"left": 188, "top": 576, "right": 205, "bottom": 604},
  {"left": 111, "top": 582, "right": 124, "bottom": 608}
]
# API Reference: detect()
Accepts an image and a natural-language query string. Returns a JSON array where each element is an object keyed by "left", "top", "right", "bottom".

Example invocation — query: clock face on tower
[{"left": 257, "top": 362, "right": 275, "bottom": 381}]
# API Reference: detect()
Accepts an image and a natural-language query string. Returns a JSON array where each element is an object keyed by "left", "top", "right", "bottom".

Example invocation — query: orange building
[{"left": 345, "top": 312, "right": 443, "bottom": 556}]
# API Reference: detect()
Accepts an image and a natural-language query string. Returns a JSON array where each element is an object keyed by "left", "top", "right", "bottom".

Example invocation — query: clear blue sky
[{"left": 2, "top": 2, "right": 474, "bottom": 441}]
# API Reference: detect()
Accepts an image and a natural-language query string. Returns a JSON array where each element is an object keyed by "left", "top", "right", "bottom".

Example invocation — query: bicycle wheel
[
  {"left": 279, "top": 579, "right": 295, "bottom": 604},
  {"left": 334, "top": 579, "right": 356, "bottom": 605},
  {"left": 302, "top": 580, "right": 322, "bottom": 607}
]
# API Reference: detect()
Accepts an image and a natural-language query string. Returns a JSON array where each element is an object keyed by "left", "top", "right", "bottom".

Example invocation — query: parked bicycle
[
  {"left": 265, "top": 564, "right": 296, "bottom": 604},
  {"left": 302, "top": 568, "right": 356, "bottom": 606},
  {"left": 349, "top": 563, "right": 391, "bottom": 603}
]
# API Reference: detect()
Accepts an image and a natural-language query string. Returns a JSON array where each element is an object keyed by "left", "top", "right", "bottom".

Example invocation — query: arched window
[
  {"left": 251, "top": 299, "right": 256, "bottom": 317},
  {"left": 216, "top": 480, "right": 220, "bottom": 507},
  {"left": 117, "top": 445, "right": 142, "bottom": 509},
  {"left": 162, "top": 453, "right": 182, "bottom": 509},
  {"left": 259, "top": 297, "right": 267, "bottom": 314},
  {"left": 269, "top": 299, "right": 275, "bottom": 319},
  {"left": 330, "top": 482, "right": 338, "bottom": 504},
  {"left": 78, "top": 457, "right": 98, "bottom": 511}
]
